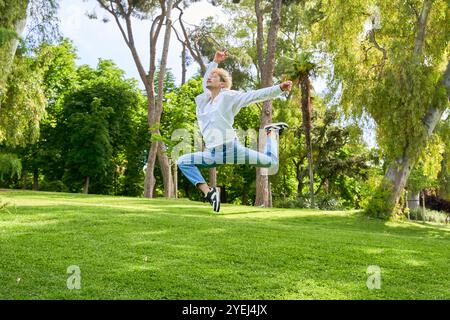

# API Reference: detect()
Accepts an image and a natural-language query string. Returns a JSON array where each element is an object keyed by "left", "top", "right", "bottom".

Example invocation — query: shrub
[
  {"left": 40, "top": 180, "right": 68, "bottom": 192},
  {"left": 274, "top": 197, "right": 313, "bottom": 209},
  {"left": 407, "top": 208, "right": 449, "bottom": 224},
  {"left": 316, "top": 194, "right": 344, "bottom": 211}
]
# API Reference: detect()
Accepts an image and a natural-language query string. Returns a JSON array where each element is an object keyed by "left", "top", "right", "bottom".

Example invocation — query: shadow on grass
[{"left": 260, "top": 211, "right": 450, "bottom": 240}]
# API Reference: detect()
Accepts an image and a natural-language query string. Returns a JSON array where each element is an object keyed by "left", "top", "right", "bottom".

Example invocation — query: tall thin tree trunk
[
  {"left": 144, "top": 140, "right": 158, "bottom": 197},
  {"left": 254, "top": 0, "right": 283, "bottom": 207},
  {"left": 173, "top": 159, "right": 178, "bottom": 198},
  {"left": 209, "top": 168, "right": 217, "bottom": 187},
  {"left": 300, "top": 74, "right": 314, "bottom": 207},
  {"left": 269, "top": 182, "right": 272, "bottom": 207},
  {"left": 21, "top": 170, "right": 27, "bottom": 190},
  {"left": 157, "top": 141, "right": 173, "bottom": 198},
  {"left": 143, "top": 0, "right": 175, "bottom": 198},
  {"left": 83, "top": 176, "right": 89, "bottom": 194},
  {"left": 242, "top": 187, "right": 248, "bottom": 205},
  {"left": 33, "top": 169, "right": 38, "bottom": 191},
  {"left": 408, "top": 191, "right": 420, "bottom": 210},
  {"left": 154, "top": 0, "right": 175, "bottom": 198},
  {"left": 421, "top": 191, "right": 426, "bottom": 222},
  {"left": 255, "top": 102, "right": 272, "bottom": 207}
]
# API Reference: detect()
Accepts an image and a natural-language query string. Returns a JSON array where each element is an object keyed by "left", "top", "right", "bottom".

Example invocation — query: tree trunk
[
  {"left": 421, "top": 191, "right": 426, "bottom": 222},
  {"left": 242, "top": 187, "right": 248, "bottom": 205},
  {"left": 21, "top": 170, "right": 27, "bottom": 190},
  {"left": 372, "top": 61, "right": 450, "bottom": 218},
  {"left": 299, "top": 74, "right": 315, "bottom": 207},
  {"left": 83, "top": 176, "right": 89, "bottom": 194},
  {"left": 254, "top": 0, "right": 283, "bottom": 207},
  {"left": 408, "top": 191, "right": 420, "bottom": 210},
  {"left": 255, "top": 103, "right": 272, "bottom": 207},
  {"left": 297, "top": 174, "right": 303, "bottom": 196},
  {"left": 413, "top": 0, "right": 433, "bottom": 57},
  {"left": 144, "top": 140, "right": 158, "bottom": 197},
  {"left": 99, "top": 0, "right": 174, "bottom": 199},
  {"left": 142, "top": 0, "right": 175, "bottom": 199},
  {"left": 157, "top": 141, "right": 174, "bottom": 198},
  {"left": 209, "top": 168, "right": 217, "bottom": 187},
  {"left": 269, "top": 181, "right": 272, "bottom": 207},
  {"left": 294, "top": 160, "right": 305, "bottom": 197},
  {"left": 173, "top": 159, "right": 178, "bottom": 198},
  {"left": 153, "top": 0, "right": 175, "bottom": 198},
  {"left": 33, "top": 169, "right": 38, "bottom": 191}
]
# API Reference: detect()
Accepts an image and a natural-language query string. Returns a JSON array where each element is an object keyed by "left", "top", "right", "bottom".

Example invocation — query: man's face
[{"left": 206, "top": 72, "right": 224, "bottom": 90}]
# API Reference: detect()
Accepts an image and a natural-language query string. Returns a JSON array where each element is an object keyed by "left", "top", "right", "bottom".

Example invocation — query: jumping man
[{"left": 177, "top": 50, "right": 292, "bottom": 212}]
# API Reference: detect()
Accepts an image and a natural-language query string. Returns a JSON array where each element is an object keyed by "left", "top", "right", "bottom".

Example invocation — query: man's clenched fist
[
  {"left": 280, "top": 80, "right": 293, "bottom": 92},
  {"left": 214, "top": 50, "right": 228, "bottom": 63}
]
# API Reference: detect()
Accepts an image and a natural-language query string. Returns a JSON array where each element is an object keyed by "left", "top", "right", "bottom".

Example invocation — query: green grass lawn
[{"left": 0, "top": 189, "right": 449, "bottom": 300}]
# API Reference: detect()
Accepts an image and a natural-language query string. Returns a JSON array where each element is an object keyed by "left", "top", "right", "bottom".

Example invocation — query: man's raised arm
[
  {"left": 232, "top": 81, "right": 293, "bottom": 112},
  {"left": 202, "top": 50, "right": 228, "bottom": 92}
]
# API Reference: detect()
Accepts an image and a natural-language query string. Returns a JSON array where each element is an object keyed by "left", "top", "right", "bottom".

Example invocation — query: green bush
[
  {"left": 316, "top": 194, "right": 344, "bottom": 211},
  {"left": 365, "top": 183, "right": 395, "bottom": 219},
  {"left": 407, "top": 208, "right": 449, "bottom": 224},
  {"left": 274, "top": 197, "right": 311, "bottom": 209},
  {"left": 40, "top": 180, "right": 68, "bottom": 192},
  {"left": 275, "top": 195, "right": 344, "bottom": 210}
]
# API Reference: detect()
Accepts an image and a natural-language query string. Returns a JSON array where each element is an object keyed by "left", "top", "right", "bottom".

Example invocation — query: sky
[
  {"left": 56, "top": 0, "right": 330, "bottom": 92},
  {"left": 57, "top": 0, "right": 226, "bottom": 88}
]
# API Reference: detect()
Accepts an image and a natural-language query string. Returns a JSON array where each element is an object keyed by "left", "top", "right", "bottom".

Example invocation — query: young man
[{"left": 177, "top": 50, "right": 292, "bottom": 212}]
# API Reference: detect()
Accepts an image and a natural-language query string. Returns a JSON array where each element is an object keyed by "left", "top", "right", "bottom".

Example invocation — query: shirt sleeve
[
  {"left": 202, "top": 61, "right": 218, "bottom": 92},
  {"left": 231, "top": 85, "right": 284, "bottom": 114}
]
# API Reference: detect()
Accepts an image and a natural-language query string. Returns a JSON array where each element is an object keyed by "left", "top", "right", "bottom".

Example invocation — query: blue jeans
[{"left": 177, "top": 134, "right": 279, "bottom": 186}]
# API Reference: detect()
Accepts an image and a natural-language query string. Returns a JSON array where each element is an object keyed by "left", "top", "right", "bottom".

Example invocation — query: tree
[
  {"left": 315, "top": 0, "right": 450, "bottom": 217},
  {"left": 282, "top": 52, "right": 319, "bottom": 207},
  {"left": 0, "top": 0, "right": 60, "bottom": 185},
  {"left": 407, "top": 134, "right": 445, "bottom": 208},
  {"left": 160, "top": 77, "right": 201, "bottom": 197},
  {"left": 254, "top": 0, "right": 283, "bottom": 207},
  {"left": 61, "top": 60, "right": 146, "bottom": 194},
  {"left": 96, "top": 0, "right": 180, "bottom": 198},
  {"left": 18, "top": 39, "right": 78, "bottom": 190},
  {"left": 272, "top": 96, "right": 373, "bottom": 209},
  {"left": 0, "top": 153, "right": 22, "bottom": 182},
  {"left": 0, "top": 48, "right": 47, "bottom": 147},
  {"left": 0, "top": 0, "right": 29, "bottom": 100},
  {"left": 436, "top": 115, "right": 450, "bottom": 198},
  {"left": 1, "top": 0, "right": 60, "bottom": 101},
  {"left": 65, "top": 102, "right": 112, "bottom": 194}
]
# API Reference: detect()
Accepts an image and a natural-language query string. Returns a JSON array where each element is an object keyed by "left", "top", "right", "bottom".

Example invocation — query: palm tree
[{"left": 285, "top": 52, "right": 318, "bottom": 207}]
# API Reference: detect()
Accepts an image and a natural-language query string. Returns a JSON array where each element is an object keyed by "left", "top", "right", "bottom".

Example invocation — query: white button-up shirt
[{"left": 195, "top": 61, "right": 283, "bottom": 149}]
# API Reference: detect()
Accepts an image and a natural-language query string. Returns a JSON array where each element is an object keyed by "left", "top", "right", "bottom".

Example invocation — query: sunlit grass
[{"left": 0, "top": 190, "right": 449, "bottom": 300}]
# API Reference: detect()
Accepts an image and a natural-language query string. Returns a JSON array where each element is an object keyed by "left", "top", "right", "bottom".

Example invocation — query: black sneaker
[
  {"left": 264, "top": 122, "right": 289, "bottom": 136},
  {"left": 205, "top": 187, "right": 220, "bottom": 212}
]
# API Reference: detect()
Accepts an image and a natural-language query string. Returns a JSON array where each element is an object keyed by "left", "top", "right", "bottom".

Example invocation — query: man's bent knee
[{"left": 177, "top": 154, "right": 191, "bottom": 168}]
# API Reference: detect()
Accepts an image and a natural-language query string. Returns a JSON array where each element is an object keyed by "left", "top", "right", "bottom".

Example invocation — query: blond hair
[{"left": 211, "top": 68, "right": 232, "bottom": 89}]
